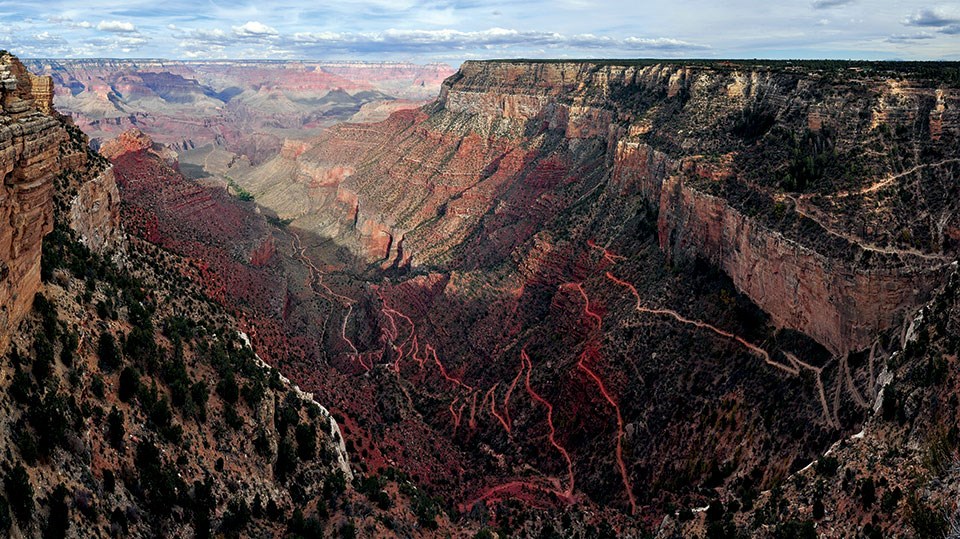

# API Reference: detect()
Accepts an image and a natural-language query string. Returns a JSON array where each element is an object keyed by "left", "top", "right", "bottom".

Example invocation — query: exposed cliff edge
[{"left": 1, "top": 52, "right": 124, "bottom": 354}]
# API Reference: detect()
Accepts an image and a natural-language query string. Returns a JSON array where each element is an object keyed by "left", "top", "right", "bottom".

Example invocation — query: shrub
[
  {"left": 860, "top": 477, "right": 876, "bottom": 508},
  {"left": 29, "top": 391, "right": 73, "bottom": 455},
  {"left": 216, "top": 371, "right": 239, "bottom": 404},
  {"left": 33, "top": 334, "right": 54, "bottom": 382},
  {"left": 274, "top": 438, "right": 298, "bottom": 482},
  {"left": 118, "top": 367, "right": 140, "bottom": 403},
  {"left": 46, "top": 484, "right": 70, "bottom": 539},
  {"left": 91, "top": 375, "right": 106, "bottom": 399},
  {"left": 814, "top": 455, "right": 839, "bottom": 477},
  {"left": 908, "top": 496, "right": 947, "bottom": 538},
  {"left": 107, "top": 407, "right": 125, "bottom": 452},
  {"left": 4, "top": 465, "right": 34, "bottom": 525},
  {"left": 773, "top": 519, "right": 816, "bottom": 539},
  {"left": 0, "top": 495, "right": 10, "bottom": 533},
  {"left": 98, "top": 332, "right": 121, "bottom": 372},
  {"left": 295, "top": 423, "right": 317, "bottom": 461}
]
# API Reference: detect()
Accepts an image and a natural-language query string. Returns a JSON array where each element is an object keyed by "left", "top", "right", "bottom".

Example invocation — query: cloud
[
  {"left": 941, "top": 24, "right": 960, "bottom": 34},
  {"left": 33, "top": 32, "right": 66, "bottom": 45},
  {"left": 178, "top": 27, "right": 232, "bottom": 44},
  {"left": 811, "top": 0, "right": 855, "bottom": 8},
  {"left": 232, "top": 21, "right": 279, "bottom": 39},
  {"left": 97, "top": 20, "right": 138, "bottom": 33},
  {"left": 887, "top": 31, "right": 937, "bottom": 42},
  {"left": 48, "top": 16, "right": 92, "bottom": 29},
  {"left": 291, "top": 28, "right": 709, "bottom": 53},
  {"left": 903, "top": 7, "right": 960, "bottom": 27}
]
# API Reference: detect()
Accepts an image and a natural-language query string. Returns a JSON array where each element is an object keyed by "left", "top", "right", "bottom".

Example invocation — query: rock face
[
  {"left": 67, "top": 166, "right": 124, "bottom": 253},
  {"left": 0, "top": 53, "right": 122, "bottom": 353},
  {"left": 0, "top": 53, "right": 61, "bottom": 353},
  {"left": 194, "top": 62, "right": 960, "bottom": 523},
  {"left": 247, "top": 60, "right": 958, "bottom": 355},
  {"left": 100, "top": 59, "right": 960, "bottom": 533},
  {"left": 656, "top": 175, "right": 944, "bottom": 354}
]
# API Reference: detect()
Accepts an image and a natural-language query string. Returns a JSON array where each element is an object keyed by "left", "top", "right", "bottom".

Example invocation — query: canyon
[
  {"left": 215, "top": 59, "right": 958, "bottom": 535},
  {"left": 3, "top": 50, "right": 960, "bottom": 537},
  {"left": 24, "top": 58, "right": 454, "bottom": 166}
]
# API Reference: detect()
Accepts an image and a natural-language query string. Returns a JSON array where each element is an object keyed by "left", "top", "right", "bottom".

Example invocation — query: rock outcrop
[
  {"left": 0, "top": 53, "right": 62, "bottom": 353},
  {"left": 0, "top": 52, "right": 123, "bottom": 353},
  {"left": 67, "top": 166, "right": 124, "bottom": 253}
]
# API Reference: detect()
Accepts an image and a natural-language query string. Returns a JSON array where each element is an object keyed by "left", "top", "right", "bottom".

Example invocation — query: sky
[{"left": 0, "top": 0, "right": 959, "bottom": 63}]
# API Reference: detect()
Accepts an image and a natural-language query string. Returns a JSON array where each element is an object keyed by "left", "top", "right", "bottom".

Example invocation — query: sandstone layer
[
  {"left": 0, "top": 53, "right": 61, "bottom": 353},
  {"left": 0, "top": 53, "right": 123, "bottom": 353}
]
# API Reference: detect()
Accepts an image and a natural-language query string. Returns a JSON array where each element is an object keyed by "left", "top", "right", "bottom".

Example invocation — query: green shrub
[
  {"left": 4, "top": 464, "right": 34, "bottom": 525},
  {"left": 118, "top": 366, "right": 141, "bottom": 402},
  {"left": 295, "top": 423, "right": 317, "bottom": 461},
  {"left": 98, "top": 332, "right": 121, "bottom": 372},
  {"left": 107, "top": 407, "right": 125, "bottom": 451}
]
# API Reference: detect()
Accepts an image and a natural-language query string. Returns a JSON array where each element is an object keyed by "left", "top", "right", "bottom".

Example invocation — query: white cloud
[
  {"left": 812, "top": 0, "right": 856, "bottom": 9},
  {"left": 33, "top": 31, "right": 66, "bottom": 44},
  {"left": 292, "top": 28, "right": 709, "bottom": 53},
  {"left": 232, "top": 21, "right": 279, "bottom": 39},
  {"left": 887, "top": 31, "right": 937, "bottom": 42},
  {"left": 97, "top": 20, "right": 138, "bottom": 33},
  {"left": 48, "top": 16, "right": 92, "bottom": 29}
]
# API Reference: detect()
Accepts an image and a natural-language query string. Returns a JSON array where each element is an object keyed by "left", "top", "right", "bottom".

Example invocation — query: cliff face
[
  {"left": 243, "top": 60, "right": 957, "bottom": 356},
  {"left": 196, "top": 63, "right": 960, "bottom": 526},
  {"left": 0, "top": 54, "right": 61, "bottom": 353},
  {"left": 444, "top": 61, "right": 956, "bottom": 354},
  {"left": 0, "top": 53, "right": 123, "bottom": 354},
  {"left": 0, "top": 54, "right": 474, "bottom": 539}
]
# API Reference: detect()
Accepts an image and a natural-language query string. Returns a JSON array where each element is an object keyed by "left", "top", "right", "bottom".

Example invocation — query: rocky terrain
[
  {"left": 205, "top": 59, "right": 958, "bottom": 536},
  {"left": 23, "top": 58, "right": 454, "bottom": 169},
  {"left": 9, "top": 47, "right": 960, "bottom": 537},
  {"left": 0, "top": 52, "right": 474, "bottom": 538}
]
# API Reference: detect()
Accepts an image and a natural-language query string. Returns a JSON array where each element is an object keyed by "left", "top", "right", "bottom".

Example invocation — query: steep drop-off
[
  {"left": 245, "top": 61, "right": 957, "bottom": 355},
  {"left": 1, "top": 52, "right": 124, "bottom": 354}
]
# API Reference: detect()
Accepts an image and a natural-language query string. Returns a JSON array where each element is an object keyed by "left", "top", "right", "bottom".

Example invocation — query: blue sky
[{"left": 1, "top": 0, "right": 958, "bottom": 62}]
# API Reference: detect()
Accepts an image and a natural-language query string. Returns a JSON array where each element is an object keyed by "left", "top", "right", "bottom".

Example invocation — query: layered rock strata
[
  {"left": 0, "top": 53, "right": 122, "bottom": 353},
  {"left": 246, "top": 60, "right": 958, "bottom": 354}
]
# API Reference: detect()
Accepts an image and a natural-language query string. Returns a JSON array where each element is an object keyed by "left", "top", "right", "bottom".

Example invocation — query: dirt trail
[
  {"left": 521, "top": 350, "right": 576, "bottom": 497},
  {"left": 828, "top": 158, "right": 960, "bottom": 199},
  {"left": 566, "top": 281, "right": 638, "bottom": 514},
  {"left": 604, "top": 272, "right": 799, "bottom": 375},
  {"left": 787, "top": 194, "right": 951, "bottom": 262},
  {"left": 291, "top": 230, "right": 370, "bottom": 371}
]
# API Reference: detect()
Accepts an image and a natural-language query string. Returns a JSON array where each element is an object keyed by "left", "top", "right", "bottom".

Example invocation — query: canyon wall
[
  {"left": 656, "top": 174, "right": 945, "bottom": 354},
  {"left": 0, "top": 54, "right": 61, "bottom": 353},
  {"left": 444, "top": 61, "right": 957, "bottom": 354},
  {"left": 0, "top": 53, "right": 121, "bottom": 353},
  {"left": 249, "top": 60, "right": 959, "bottom": 355}
]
